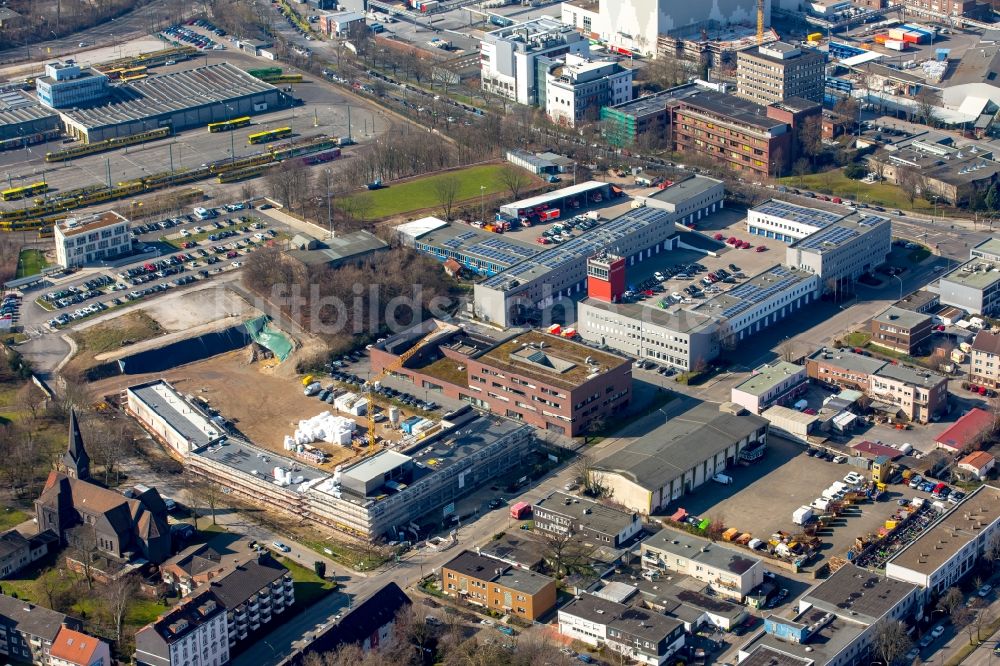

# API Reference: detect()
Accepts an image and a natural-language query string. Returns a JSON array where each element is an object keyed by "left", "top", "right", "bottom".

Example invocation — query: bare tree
[
  {"left": 432, "top": 176, "right": 461, "bottom": 221},
  {"left": 938, "top": 586, "right": 964, "bottom": 617},
  {"left": 85, "top": 416, "right": 133, "bottom": 486},
  {"left": 498, "top": 166, "right": 530, "bottom": 200},
  {"left": 953, "top": 604, "right": 976, "bottom": 645},
  {"left": 71, "top": 524, "right": 99, "bottom": 591},
  {"left": 190, "top": 479, "right": 222, "bottom": 526},
  {"left": 103, "top": 575, "right": 138, "bottom": 643},
  {"left": 778, "top": 339, "right": 799, "bottom": 362},
  {"left": 536, "top": 525, "right": 585, "bottom": 579},
  {"left": 872, "top": 619, "right": 912, "bottom": 666},
  {"left": 898, "top": 166, "right": 926, "bottom": 206},
  {"left": 571, "top": 453, "right": 598, "bottom": 491},
  {"left": 914, "top": 89, "right": 939, "bottom": 128}
]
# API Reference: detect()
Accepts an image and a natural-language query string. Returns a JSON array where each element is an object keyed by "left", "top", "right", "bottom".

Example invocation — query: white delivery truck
[{"left": 793, "top": 506, "right": 814, "bottom": 525}]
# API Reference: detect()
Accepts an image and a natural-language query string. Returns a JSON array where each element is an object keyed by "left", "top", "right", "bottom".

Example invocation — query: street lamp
[
  {"left": 892, "top": 273, "right": 903, "bottom": 301},
  {"left": 480, "top": 185, "right": 486, "bottom": 223}
]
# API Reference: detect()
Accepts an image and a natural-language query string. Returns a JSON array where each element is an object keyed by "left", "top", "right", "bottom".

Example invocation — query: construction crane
[
  {"left": 757, "top": 0, "right": 765, "bottom": 45},
  {"left": 363, "top": 330, "right": 439, "bottom": 450}
]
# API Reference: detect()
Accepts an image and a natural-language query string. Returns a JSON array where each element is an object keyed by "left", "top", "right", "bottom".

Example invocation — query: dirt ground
[
  {"left": 138, "top": 286, "right": 259, "bottom": 333},
  {"left": 91, "top": 349, "right": 428, "bottom": 470}
]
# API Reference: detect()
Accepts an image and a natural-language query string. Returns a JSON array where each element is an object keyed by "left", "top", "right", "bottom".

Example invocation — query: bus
[
  {"left": 208, "top": 116, "right": 252, "bottom": 133},
  {"left": 1, "top": 182, "right": 48, "bottom": 202},
  {"left": 248, "top": 127, "right": 292, "bottom": 144}
]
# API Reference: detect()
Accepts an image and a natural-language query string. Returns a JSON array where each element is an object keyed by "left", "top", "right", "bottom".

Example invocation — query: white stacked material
[
  {"left": 291, "top": 412, "right": 357, "bottom": 445},
  {"left": 412, "top": 418, "right": 434, "bottom": 434},
  {"left": 348, "top": 398, "right": 368, "bottom": 417},
  {"left": 334, "top": 392, "right": 358, "bottom": 411}
]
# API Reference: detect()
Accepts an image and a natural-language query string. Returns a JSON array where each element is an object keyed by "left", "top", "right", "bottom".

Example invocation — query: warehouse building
[
  {"left": 0, "top": 91, "right": 60, "bottom": 142},
  {"left": 590, "top": 402, "right": 768, "bottom": 515},
  {"left": 397, "top": 221, "right": 543, "bottom": 276},
  {"left": 125, "top": 380, "right": 226, "bottom": 455},
  {"left": 886, "top": 485, "right": 1000, "bottom": 603},
  {"left": 57, "top": 63, "right": 290, "bottom": 143},
  {"left": 474, "top": 176, "right": 724, "bottom": 327}
]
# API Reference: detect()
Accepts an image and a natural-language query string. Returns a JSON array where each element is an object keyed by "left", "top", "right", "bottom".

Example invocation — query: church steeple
[{"left": 62, "top": 409, "right": 90, "bottom": 481}]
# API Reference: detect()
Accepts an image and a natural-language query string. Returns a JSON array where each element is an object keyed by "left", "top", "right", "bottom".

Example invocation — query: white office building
[
  {"left": 544, "top": 54, "right": 633, "bottom": 127},
  {"left": 641, "top": 529, "right": 765, "bottom": 600},
  {"left": 480, "top": 17, "right": 589, "bottom": 106},
  {"left": 54, "top": 211, "right": 132, "bottom": 267},
  {"left": 36, "top": 60, "right": 109, "bottom": 109}
]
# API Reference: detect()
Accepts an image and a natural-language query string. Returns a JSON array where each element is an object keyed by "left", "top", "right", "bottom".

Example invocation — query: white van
[{"left": 712, "top": 473, "right": 733, "bottom": 485}]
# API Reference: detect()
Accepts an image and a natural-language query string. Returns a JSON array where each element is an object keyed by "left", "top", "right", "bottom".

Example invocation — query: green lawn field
[
  {"left": 15, "top": 249, "right": 48, "bottom": 279},
  {"left": 779, "top": 170, "right": 953, "bottom": 215},
  {"left": 342, "top": 164, "right": 523, "bottom": 220}
]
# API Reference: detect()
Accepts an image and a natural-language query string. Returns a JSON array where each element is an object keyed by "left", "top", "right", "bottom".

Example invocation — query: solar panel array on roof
[
  {"left": 754, "top": 200, "right": 844, "bottom": 229},
  {"left": 796, "top": 225, "right": 859, "bottom": 251},
  {"left": 443, "top": 230, "right": 478, "bottom": 248},
  {"left": 857, "top": 215, "right": 884, "bottom": 227},
  {"left": 720, "top": 266, "right": 806, "bottom": 319}
]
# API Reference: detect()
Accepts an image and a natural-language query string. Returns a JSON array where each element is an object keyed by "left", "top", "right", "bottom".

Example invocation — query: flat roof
[
  {"left": 692, "top": 265, "right": 817, "bottom": 321},
  {"left": 128, "top": 380, "right": 222, "bottom": 448},
  {"left": 889, "top": 485, "right": 1000, "bottom": 575},
  {"left": 676, "top": 90, "right": 787, "bottom": 132},
  {"left": 973, "top": 238, "right": 1000, "bottom": 258},
  {"left": 580, "top": 298, "right": 718, "bottom": 335},
  {"left": 57, "top": 210, "right": 129, "bottom": 237},
  {"left": 802, "top": 564, "right": 916, "bottom": 625},
  {"left": 342, "top": 450, "right": 411, "bottom": 486},
  {"left": 742, "top": 611, "right": 865, "bottom": 664},
  {"left": 733, "top": 361, "right": 805, "bottom": 397},
  {"left": 603, "top": 571, "right": 747, "bottom": 621},
  {"left": 872, "top": 305, "right": 931, "bottom": 330},
  {"left": 482, "top": 207, "right": 679, "bottom": 289},
  {"left": 194, "top": 439, "right": 327, "bottom": 492},
  {"left": 606, "top": 86, "right": 700, "bottom": 117},
  {"left": 790, "top": 214, "right": 888, "bottom": 254},
  {"left": 594, "top": 402, "right": 767, "bottom": 490},
  {"left": 475, "top": 329, "right": 630, "bottom": 390},
  {"left": 807, "top": 348, "right": 887, "bottom": 375},
  {"left": 507, "top": 149, "right": 556, "bottom": 170},
  {"left": 560, "top": 594, "right": 683, "bottom": 642},
  {"left": 59, "top": 63, "right": 277, "bottom": 130},
  {"left": 873, "top": 363, "right": 946, "bottom": 389},
  {"left": 644, "top": 529, "right": 760, "bottom": 574},
  {"left": 395, "top": 216, "right": 448, "bottom": 241},
  {"left": 0, "top": 91, "right": 59, "bottom": 128},
  {"left": 646, "top": 174, "right": 722, "bottom": 204},
  {"left": 752, "top": 200, "right": 846, "bottom": 229},
  {"left": 534, "top": 491, "right": 636, "bottom": 535},
  {"left": 410, "top": 223, "right": 542, "bottom": 270},
  {"left": 500, "top": 180, "right": 608, "bottom": 212},
  {"left": 941, "top": 258, "right": 1000, "bottom": 291},
  {"left": 740, "top": 645, "right": 814, "bottom": 666},
  {"left": 762, "top": 404, "right": 818, "bottom": 426},
  {"left": 895, "top": 290, "right": 939, "bottom": 312}
]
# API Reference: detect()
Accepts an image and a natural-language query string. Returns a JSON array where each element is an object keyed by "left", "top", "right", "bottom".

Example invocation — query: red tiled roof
[
  {"left": 49, "top": 627, "right": 104, "bottom": 666},
  {"left": 936, "top": 408, "right": 994, "bottom": 450},
  {"left": 959, "top": 450, "right": 995, "bottom": 469},
  {"left": 852, "top": 441, "right": 901, "bottom": 459}
]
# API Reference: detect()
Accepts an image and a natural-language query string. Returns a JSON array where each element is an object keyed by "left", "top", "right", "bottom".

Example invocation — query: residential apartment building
[
  {"left": 36, "top": 61, "right": 108, "bottom": 109},
  {"left": 545, "top": 53, "right": 632, "bottom": 127},
  {"left": 730, "top": 361, "right": 807, "bottom": 415},
  {"left": 0, "top": 529, "right": 55, "bottom": 580},
  {"left": 869, "top": 306, "right": 933, "bottom": 355},
  {"left": 206, "top": 555, "right": 294, "bottom": 648},
  {"left": 736, "top": 42, "right": 825, "bottom": 105},
  {"left": 134, "top": 591, "right": 229, "bottom": 666},
  {"left": 641, "top": 529, "right": 765, "bottom": 601},
  {"left": 49, "top": 627, "right": 110, "bottom": 666},
  {"left": 0, "top": 595, "right": 82, "bottom": 666},
  {"left": 805, "top": 348, "right": 948, "bottom": 423},
  {"left": 466, "top": 330, "right": 632, "bottom": 436},
  {"left": 533, "top": 491, "right": 642, "bottom": 548},
  {"left": 593, "top": 402, "right": 768, "bottom": 515},
  {"left": 970, "top": 330, "right": 1000, "bottom": 388},
  {"left": 480, "top": 18, "right": 589, "bottom": 106},
  {"left": 886, "top": 484, "right": 1000, "bottom": 603},
  {"left": 160, "top": 543, "right": 247, "bottom": 597},
  {"left": 281, "top": 583, "right": 411, "bottom": 663},
  {"left": 670, "top": 90, "right": 795, "bottom": 178},
  {"left": 900, "top": 0, "right": 976, "bottom": 17},
  {"left": 440, "top": 550, "right": 557, "bottom": 621},
  {"left": 558, "top": 594, "right": 686, "bottom": 666},
  {"left": 54, "top": 211, "right": 132, "bottom": 268}
]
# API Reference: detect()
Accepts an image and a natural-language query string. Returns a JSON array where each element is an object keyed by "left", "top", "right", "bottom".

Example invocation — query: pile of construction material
[{"left": 285, "top": 412, "right": 357, "bottom": 447}]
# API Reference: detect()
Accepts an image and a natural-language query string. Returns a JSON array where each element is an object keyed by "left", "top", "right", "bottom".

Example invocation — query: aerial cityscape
[{"left": 3, "top": 0, "right": 1000, "bottom": 664}]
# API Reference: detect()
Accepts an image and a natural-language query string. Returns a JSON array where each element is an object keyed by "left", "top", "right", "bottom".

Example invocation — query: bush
[{"left": 844, "top": 164, "right": 868, "bottom": 180}]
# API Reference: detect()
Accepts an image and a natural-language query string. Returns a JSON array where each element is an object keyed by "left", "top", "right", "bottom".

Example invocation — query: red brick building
[{"left": 371, "top": 322, "right": 632, "bottom": 436}]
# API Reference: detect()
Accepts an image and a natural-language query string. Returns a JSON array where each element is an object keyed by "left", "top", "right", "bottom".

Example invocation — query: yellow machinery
[{"left": 365, "top": 330, "right": 439, "bottom": 449}]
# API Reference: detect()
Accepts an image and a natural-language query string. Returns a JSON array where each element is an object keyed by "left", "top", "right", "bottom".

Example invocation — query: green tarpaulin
[{"left": 245, "top": 315, "right": 292, "bottom": 361}]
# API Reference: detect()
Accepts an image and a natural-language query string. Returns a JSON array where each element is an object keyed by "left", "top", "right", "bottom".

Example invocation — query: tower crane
[
  {"left": 362, "top": 330, "right": 439, "bottom": 451},
  {"left": 757, "top": 0, "right": 765, "bottom": 45}
]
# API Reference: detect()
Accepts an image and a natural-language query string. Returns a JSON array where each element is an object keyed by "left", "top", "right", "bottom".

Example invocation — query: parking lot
[{"left": 671, "top": 435, "right": 936, "bottom": 569}]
